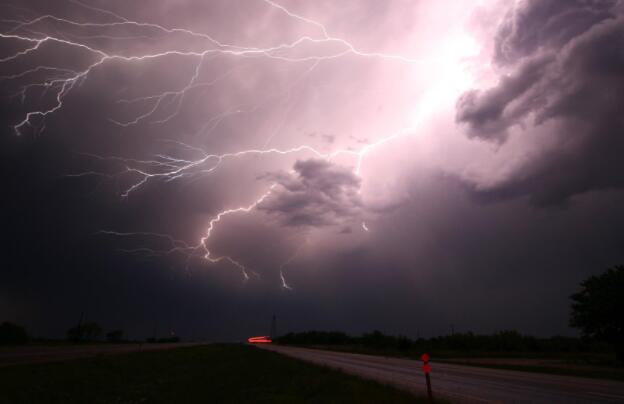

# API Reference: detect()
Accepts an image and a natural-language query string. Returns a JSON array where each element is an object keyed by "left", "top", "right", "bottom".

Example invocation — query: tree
[
  {"left": 0, "top": 322, "right": 29, "bottom": 345},
  {"left": 570, "top": 265, "right": 624, "bottom": 364}
]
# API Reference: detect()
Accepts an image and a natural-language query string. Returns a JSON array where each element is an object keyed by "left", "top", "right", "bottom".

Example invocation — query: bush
[
  {"left": 106, "top": 329, "right": 124, "bottom": 343},
  {"left": 0, "top": 322, "right": 29, "bottom": 345},
  {"left": 276, "top": 329, "right": 607, "bottom": 356}
]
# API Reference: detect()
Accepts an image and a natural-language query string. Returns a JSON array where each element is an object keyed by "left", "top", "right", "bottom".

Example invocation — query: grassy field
[{"left": 0, "top": 344, "right": 430, "bottom": 404}]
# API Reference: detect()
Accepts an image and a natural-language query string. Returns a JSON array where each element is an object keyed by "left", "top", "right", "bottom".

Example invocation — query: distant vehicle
[{"left": 248, "top": 336, "right": 272, "bottom": 344}]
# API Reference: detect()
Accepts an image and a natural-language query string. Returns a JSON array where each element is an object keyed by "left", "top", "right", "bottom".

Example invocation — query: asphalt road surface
[
  {"left": 260, "top": 345, "right": 624, "bottom": 404},
  {"left": 0, "top": 342, "right": 205, "bottom": 367}
]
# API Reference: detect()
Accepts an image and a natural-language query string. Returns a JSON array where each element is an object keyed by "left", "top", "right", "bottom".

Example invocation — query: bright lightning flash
[{"left": 1, "top": 0, "right": 480, "bottom": 285}]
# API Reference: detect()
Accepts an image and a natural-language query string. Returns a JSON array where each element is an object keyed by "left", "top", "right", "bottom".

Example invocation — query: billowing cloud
[
  {"left": 457, "top": 0, "right": 624, "bottom": 204},
  {"left": 493, "top": 0, "right": 617, "bottom": 65},
  {"left": 456, "top": 54, "right": 552, "bottom": 142},
  {"left": 258, "top": 159, "right": 362, "bottom": 227}
]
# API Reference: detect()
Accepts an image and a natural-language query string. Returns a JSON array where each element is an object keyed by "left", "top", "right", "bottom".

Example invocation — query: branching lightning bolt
[{"left": 2, "top": 0, "right": 474, "bottom": 285}]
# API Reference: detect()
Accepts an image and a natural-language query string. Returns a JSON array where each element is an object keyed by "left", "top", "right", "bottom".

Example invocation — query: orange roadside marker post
[{"left": 421, "top": 353, "right": 433, "bottom": 402}]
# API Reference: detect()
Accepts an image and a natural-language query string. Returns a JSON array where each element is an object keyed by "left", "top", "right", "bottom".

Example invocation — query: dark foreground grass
[{"left": 0, "top": 344, "right": 428, "bottom": 404}]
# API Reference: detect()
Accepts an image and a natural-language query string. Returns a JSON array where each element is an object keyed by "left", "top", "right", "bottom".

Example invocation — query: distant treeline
[
  {"left": 276, "top": 330, "right": 612, "bottom": 354},
  {"left": 0, "top": 321, "right": 180, "bottom": 345}
]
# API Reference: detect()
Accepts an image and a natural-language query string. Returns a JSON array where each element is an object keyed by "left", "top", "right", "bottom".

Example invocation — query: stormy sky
[{"left": 1, "top": 0, "right": 623, "bottom": 341}]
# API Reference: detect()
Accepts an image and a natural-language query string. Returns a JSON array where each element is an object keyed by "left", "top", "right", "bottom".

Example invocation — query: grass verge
[
  {"left": 276, "top": 344, "right": 624, "bottom": 382},
  {"left": 0, "top": 344, "right": 431, "bottom": 404},
  {"left": 437, "top": 359, "right": 624, "bottom": 382}
]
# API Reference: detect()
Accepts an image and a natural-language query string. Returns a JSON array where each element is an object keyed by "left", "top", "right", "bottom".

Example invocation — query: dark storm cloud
[
  {"left": 457, "top": 0, "right": 624, "bottom": 204},
  {"left": 258, "top": 159, "right": 362, "bottom": 227},
  {"left": 493, "top": 0, "right": 617, "bottom": 65},
  {"left": 456, "top": 54, "right": 552, "bottom": 142}
]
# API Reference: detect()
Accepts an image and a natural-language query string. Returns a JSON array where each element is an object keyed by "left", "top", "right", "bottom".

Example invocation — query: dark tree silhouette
[
  {"left": 570, "top": 265, "right": 624, "bottom": 364},
  {"left": 0, "top": 322, "right": 29, "bottom": 345}
]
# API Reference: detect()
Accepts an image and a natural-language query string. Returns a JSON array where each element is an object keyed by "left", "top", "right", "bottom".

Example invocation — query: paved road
[
  {"left": 0, "top": 343, "right": 205, "bottom": 367},
  {"left": 260, "top": 345, "right": 624, "bottom": 403}
]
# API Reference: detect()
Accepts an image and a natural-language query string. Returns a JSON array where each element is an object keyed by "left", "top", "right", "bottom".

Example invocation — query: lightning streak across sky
[{"left": 1, "top": 0, "right": 481, "bottom": 285}]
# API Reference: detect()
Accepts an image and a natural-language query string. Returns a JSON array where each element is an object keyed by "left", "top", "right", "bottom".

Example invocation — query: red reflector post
[
  {"left": 420, "top": 353, "right": 433, "bottom": 402},
  {"left": 423, "top": 363, "right": 432, "bottom": 374}
]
